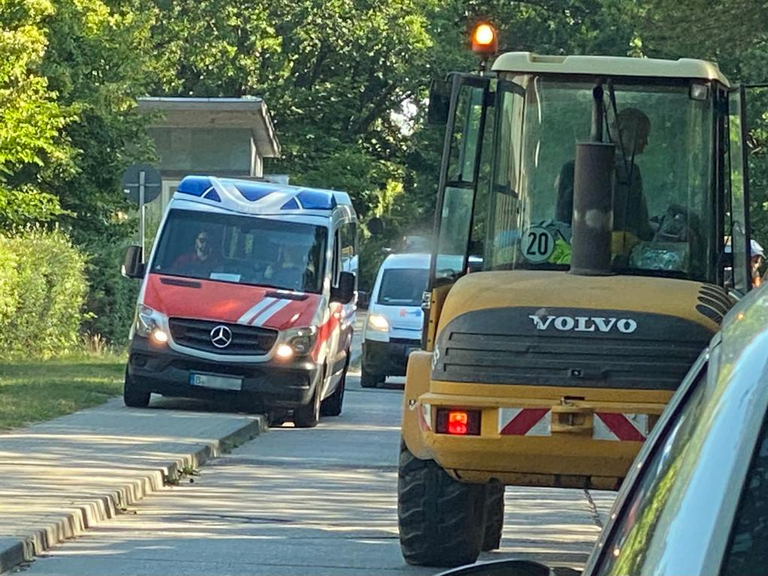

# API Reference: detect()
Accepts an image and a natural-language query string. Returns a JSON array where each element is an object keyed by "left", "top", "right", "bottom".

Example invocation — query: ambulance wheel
[
  {"left": 361, "top": 364, "right": 384, "bottom": 388},
  {"left": 293, "top": 376, "right": 322, "bottom": 428},
  {"left": 267, "top": 410, "right": 288, "bottom": 427},
  {"left": 123, "top": 368, "right": 150, "bottom": 408},
  {"left": 398, "top": 441, "right": 485, "bottom": 567},
  {"left": 482, "top": 484, "right": 505, "bottom": 551},
  {"left": 321, "top": 357, "right": 347, "bottom": 417}
]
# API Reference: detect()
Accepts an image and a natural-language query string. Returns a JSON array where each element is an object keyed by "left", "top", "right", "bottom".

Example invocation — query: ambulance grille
[
  {"left": 433, "top": 307, "right": 713, "bottom": 391},
  {"left": 169, "top": 318, "right": 277, "bottom": 355}
]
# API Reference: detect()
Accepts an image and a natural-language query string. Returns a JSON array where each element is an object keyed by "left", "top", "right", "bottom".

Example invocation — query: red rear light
[
  {"left": 449, "top": 411, "right": 468, "bottom": 434},
  {"left": 436, "top": 409, "right": 481, "bottom": 435}
]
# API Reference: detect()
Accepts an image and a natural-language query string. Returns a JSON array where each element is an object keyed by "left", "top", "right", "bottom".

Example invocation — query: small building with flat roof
[
  {"left": 137, "top": 96, "right": 281, "bottom": 206},
  {"left": 136, "top": 97, "right": 282, "bottom": 243}
]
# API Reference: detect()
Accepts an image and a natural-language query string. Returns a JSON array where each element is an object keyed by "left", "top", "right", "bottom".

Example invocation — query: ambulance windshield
[{"left": 151, "top": 209, "right": 328, "bottom": 293}]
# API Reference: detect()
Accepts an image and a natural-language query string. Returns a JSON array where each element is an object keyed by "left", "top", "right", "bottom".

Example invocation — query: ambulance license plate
[{"left": 189, "top": 373, "right": 242, "bottom": 391}]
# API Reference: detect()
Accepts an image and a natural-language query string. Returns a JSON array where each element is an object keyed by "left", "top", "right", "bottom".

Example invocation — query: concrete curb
[{"left": 0, "top": 414, "right": 267, "bottom": 574}]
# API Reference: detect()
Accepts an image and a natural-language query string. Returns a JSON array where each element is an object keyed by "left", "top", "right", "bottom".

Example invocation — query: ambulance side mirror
[
  {"left": 332, "top": 271, "right": 355, "bottom": 304},
  {"left": 122, "top": 245, "right": 145, "bottom": 279}
]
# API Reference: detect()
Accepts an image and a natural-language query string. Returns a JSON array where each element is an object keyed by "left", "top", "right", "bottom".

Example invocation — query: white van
[
  {"left": 361, "top": 253, "right": 429, "bottom": 387},
  {"left": 121, "top": 175, "right": 358, "bottom": 428}
]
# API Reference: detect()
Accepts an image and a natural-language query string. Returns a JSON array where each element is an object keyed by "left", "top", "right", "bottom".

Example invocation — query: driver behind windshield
[
  {"left": 171, "top": 230, "right": 222, "bottom": 277},
  {"left": 555, "top": 107, "right": 654, "bottom": 243}
]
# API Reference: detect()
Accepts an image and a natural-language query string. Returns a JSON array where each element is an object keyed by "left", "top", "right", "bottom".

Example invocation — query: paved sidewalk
[{"left": 0, "top": 398, "right": 265, "bottom": 573}]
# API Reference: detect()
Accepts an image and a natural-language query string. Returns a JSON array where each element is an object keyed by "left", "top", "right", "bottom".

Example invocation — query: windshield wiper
[{"left": 256, "top": 283, "right": 302, "bottom": 293}]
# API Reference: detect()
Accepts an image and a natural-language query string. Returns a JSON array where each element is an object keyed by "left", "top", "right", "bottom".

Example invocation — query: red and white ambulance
[{"left": 121, "top": 175, "right": 358, "bottom": 427}]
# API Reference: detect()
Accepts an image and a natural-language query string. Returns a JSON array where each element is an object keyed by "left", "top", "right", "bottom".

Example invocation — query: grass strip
[{"left": 0, "top": 353, "right": 126, "bottom": 430}]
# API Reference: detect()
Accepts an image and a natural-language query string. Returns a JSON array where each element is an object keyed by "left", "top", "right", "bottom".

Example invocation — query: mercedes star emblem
[{"left": 210, "top": 325, "right": 233, "bottom": 349}]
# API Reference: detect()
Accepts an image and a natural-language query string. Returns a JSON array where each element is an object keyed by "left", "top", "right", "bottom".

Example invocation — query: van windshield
[
  {"left": 377, "top": 268, "right": 428, "bottom": 306},
  {"left": 151, "top": 209, "right": 328, "bottom": 293}
]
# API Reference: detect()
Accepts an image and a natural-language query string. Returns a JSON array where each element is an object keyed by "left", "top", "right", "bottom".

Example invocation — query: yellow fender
[{"left": 401, "top": 350, "right": 434, "bottom": 461}]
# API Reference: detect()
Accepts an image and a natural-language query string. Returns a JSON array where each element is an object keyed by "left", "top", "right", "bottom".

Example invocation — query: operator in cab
[
  {"left": 555, "top": 107, "right": 654, "bottom": 243},
  {"left": 549, "top": 106, "right": 701, "bottom": 273}
]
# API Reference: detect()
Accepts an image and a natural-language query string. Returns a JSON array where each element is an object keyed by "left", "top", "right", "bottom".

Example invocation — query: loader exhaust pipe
[{"left": 569, "top": 85, "right": 615, "bottom": 276}]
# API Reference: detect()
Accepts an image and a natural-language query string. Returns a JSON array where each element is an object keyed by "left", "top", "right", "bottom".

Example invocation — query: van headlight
[
  {"left": 135, "top": 305, "right": 169, "bottom": 344},
  {"left": 278, "top": 326, "right": 318, "bottom": 359},
  {"left": 367, "top": 314, "right": 390, "bottom": 332}
]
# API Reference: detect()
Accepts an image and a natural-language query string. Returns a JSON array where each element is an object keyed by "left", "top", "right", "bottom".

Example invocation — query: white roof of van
[{"left": 382, "top": 253, "right": 431, "bottom": 269}]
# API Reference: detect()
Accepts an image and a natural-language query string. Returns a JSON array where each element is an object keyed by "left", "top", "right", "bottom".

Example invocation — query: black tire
[
  {"left": 482, "top": 484, "right": 505, "bottom": 551},
  {"left": 123, "top": 368, "right": 150, "bottom": 408},
  {"left": 398, "top": 441, "right": 486, "bottom": 567},
  {"left": 293, "top": 375, "right": 322, "bottom": 428},
  {"left": 321, "top": 358, "right": 347, "bottom": 417},
  {"left": 360, "top": 364, "right": 384, "bottom": 388},
  {"left": 267, "top": 410, "right": 288, "bottom": 427}
]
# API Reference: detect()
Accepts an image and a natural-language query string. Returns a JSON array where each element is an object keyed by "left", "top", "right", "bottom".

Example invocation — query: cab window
[{"left": 487, "top": 77, "right": 715, "bottom": 282}]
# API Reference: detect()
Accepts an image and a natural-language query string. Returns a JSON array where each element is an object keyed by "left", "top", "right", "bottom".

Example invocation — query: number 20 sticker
[{"left": 523, "top": 227, "right": 555, "bottom": 263}]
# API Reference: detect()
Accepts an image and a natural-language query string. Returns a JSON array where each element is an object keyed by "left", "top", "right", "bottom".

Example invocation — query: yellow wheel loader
[{"left": 398, "top": 29, "right": 758, "bottom": 568}]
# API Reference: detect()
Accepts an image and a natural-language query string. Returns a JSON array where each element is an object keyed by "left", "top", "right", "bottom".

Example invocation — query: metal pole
[{"left": 139, "top": 170, "right": 146, "bottom": 263}]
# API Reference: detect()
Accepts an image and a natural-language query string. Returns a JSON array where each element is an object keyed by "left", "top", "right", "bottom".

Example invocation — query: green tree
[
  {"left": 38, "top": 0, "right": 155, "bottom": 343},
  {"left": 0, "top": 0, "right": 71, "bottom": 228},
  {"left": 149, "top": 0, "right": 433, "bottom": 216},
  {"left": 40, "top": 0, "right": 155, "bottom": 242}
]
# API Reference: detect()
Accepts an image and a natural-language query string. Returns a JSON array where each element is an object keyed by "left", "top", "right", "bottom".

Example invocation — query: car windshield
[
  {"left": 150, "top": 209, "right": 328, "bottom": 293},
  {"left": 377, "top": 268, "right": 429, "bottom": 305},
  {"left": 487, "top": 76, "right": 715, "bottom": 282}
]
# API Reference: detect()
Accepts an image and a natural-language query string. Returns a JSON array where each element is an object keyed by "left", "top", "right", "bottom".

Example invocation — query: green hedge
[
  {"left": 0, "top": 228, "right": 88, "bottom": 358},
  {"left": 81, "top": 240, "right": 139, "bottom": 346}
]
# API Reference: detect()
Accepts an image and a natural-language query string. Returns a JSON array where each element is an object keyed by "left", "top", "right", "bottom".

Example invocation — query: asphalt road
[{"left": 20, "top": 370, "right": 614, "bottom": 576}]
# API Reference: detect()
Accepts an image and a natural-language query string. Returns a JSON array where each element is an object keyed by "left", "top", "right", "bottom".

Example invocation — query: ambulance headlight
[
  {"left": 136, "top": 305, "right": 168, "bottom": 344},
  {"left": 282, "top": 326, "right": 317, "bottom": 357},
  {"left": 367, "top": 314, "right": 390, "bottom": 332}
]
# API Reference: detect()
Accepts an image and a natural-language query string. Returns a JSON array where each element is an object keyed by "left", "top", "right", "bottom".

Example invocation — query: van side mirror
[
  {"left": 357, "top": 290, "right": 370, "bottom": 309},
  {"left": 332, "top": 271, "right": 355, "bottom": 304},
  {"left": 122, "top": 245, "right": 145, "bottom": 279},
  {"left": 428, "top": 79, "right": 451, "bottom": 125}
]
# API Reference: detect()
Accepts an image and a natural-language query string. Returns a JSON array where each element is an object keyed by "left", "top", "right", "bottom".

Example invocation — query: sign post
[{"left": 121, "top": 164, "right": 162, "bottom": 262}]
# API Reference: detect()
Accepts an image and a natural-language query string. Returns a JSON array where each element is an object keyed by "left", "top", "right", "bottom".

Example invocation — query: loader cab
[{"left": 424, "top": 54, "right": 754, "bottom": 349}]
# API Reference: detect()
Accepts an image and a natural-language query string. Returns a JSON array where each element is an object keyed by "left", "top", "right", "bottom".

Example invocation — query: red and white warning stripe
[
  {"left": 499, "top": 408, "right": 648, "bottom": 441},
  {"left": 237, "top": 297, "right": 293, "bottom": 327}
]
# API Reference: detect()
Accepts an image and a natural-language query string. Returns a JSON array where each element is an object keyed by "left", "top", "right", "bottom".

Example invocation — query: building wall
[{"left": 148, "top": 127, "right": 259, "bottom": 177}]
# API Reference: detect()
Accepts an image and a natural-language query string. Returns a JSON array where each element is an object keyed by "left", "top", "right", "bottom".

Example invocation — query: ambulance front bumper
[{"left": 127, "top": 336, "right": 322, "bottom": 409}]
